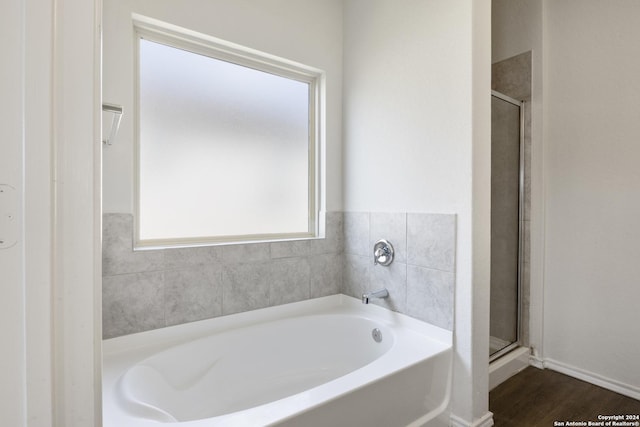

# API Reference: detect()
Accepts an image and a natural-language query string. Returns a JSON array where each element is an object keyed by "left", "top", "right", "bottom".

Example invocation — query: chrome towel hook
[{"left": 102, "top": 103, "right": 123, "bottom": 146}]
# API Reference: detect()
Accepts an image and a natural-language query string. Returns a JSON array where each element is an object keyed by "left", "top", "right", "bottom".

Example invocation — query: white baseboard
[
  {"left": 450, "top": 411, "right": 494, "bottom": 427},
  {"left": 542, "top": 358, "right": 640, "bottom": 401}
]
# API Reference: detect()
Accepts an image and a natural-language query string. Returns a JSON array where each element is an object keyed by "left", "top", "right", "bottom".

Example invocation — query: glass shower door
[{"left": 490, "top": 91, "right": 523, "bottom": 360}]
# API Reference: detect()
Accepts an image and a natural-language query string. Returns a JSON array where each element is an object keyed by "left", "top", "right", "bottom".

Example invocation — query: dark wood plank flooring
[{"left": 490, "top": 367, "right": 640, "bottom": 426}]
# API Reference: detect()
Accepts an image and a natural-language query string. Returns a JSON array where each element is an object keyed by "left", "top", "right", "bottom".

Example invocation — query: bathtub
[{"left": 102, "top": 294, "right": 452, "bottom": 427}]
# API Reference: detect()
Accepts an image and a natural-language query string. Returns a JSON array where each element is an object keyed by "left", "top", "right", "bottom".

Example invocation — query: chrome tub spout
[{"left": 361, "top": 288, "right": 389, "bottom": 304}]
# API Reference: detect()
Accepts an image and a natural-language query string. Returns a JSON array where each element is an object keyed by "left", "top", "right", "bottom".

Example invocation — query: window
[{"left": 134, "top": 18, "right": 323, "bottom": 247}]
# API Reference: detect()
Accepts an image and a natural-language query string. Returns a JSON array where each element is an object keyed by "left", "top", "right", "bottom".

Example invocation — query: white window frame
[{"left": 132, "top": 15, "right": 324, "bottom": 248}]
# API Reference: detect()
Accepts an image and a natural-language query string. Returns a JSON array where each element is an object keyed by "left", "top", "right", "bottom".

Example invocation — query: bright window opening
[{"left": 135, "top": 23, "right": 322, "bottom": 247}]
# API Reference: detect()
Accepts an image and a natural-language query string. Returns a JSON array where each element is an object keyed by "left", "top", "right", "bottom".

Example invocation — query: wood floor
[{"left": 490, "top": 367, "right": 640, "bottom": 426}]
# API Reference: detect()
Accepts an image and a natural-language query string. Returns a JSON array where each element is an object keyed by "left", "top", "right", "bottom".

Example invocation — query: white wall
[
  {"left": 2, "top": 0, "right": 101, "bottom": 425},
  {"left": 492, "top": 0, "right": 540, "bottom": 64},
  {"left": 344, "top": 1, "right": 473, "bottom": 214},
  {"left": 103, "top": 0, "right": 343, "bottom": 214},
  {"left": 2, "top": 0, "right": 57, "bottom": 424},
  {"left": 543, "top": 0, "right": 640, "bottom": 398},
  {"left": 1, "top": 1, "right": 27, "bottom": 424},
  {"left": 343, "top": 0, "right": 492, "bottom": 423}
]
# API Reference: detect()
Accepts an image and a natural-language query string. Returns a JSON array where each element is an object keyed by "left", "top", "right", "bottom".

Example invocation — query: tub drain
[{"left": 371, "top": 328, "right": 383, "bottom": 343}]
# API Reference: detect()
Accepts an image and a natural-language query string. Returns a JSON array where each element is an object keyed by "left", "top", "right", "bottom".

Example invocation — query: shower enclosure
[{"left": 490, "top": 91, "right": 524, "bottom": 360}]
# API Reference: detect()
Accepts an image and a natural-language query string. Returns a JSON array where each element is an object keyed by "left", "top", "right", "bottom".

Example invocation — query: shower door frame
[{"left": 489, "top": 90, "right": 525, "bottom": 363}]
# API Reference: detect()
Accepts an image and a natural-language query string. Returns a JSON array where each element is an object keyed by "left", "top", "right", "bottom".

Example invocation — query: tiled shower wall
[{"left": 102, "top": 212, "right": 456, "bottom": 338}]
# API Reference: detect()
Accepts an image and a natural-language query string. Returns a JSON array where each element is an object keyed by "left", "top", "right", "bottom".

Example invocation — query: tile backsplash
[
  {"left": 102, "top": 211, "right": 456, "bottom": 338},
  {"left": 342, "top": 212, "right": 456, "bottom": 330},
  {"left": 102, "top": 213, "right": 343, "bottom": 338}
]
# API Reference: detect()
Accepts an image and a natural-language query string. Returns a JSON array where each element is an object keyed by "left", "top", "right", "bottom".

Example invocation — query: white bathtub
[{"left": 103, "top": 294, "right": 452, "bottom": 427}]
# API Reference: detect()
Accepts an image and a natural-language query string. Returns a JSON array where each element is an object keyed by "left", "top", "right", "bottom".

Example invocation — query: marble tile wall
[
  {"left": 343, "top": 212, "right": 456, "bottom": 331},
  {"left": 103, "top": 211, "right": 456, "bottom": 338},
  {"left": 102, "top": 213, "right": 343, "bottom": 338}
]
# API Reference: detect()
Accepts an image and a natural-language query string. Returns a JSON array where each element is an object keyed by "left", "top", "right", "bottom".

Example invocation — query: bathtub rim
[{"left": 103, "top": 294, "right": 451, "bottom": 357}]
